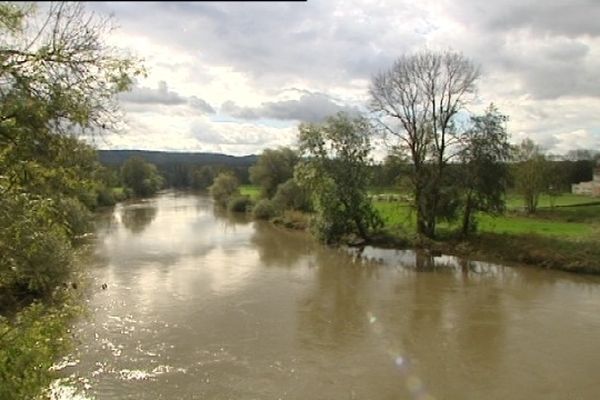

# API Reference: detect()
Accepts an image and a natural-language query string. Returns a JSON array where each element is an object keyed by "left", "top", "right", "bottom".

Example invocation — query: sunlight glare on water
[{"left": 51, "top": 192, "right": 600, "bottom": 399}]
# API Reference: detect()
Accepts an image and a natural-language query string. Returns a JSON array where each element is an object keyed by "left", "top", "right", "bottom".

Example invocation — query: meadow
[{"left": 242, "top": 183, "right": 599, "bottom": 273}]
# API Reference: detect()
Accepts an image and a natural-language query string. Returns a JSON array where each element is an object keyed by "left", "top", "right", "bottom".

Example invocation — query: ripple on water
[{"left": 46, "top": 378, "right": 93, "bottom": 400}]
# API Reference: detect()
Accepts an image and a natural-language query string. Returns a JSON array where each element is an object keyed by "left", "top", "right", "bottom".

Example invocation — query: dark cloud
[
  {"left": 91, "top": 1, "right": 424, "bottom": 86},
  {"left": 221, "top": 92, "right": 360, "bottom": 122},
  {"left": 119, "top": 81, "right": 215, "bottom": 113},
  {"left": 189, "top": 96, "right": 216, "bottom": 114},
  {"left": 446, "top": 0, "right": 600, "bottom": 38}
]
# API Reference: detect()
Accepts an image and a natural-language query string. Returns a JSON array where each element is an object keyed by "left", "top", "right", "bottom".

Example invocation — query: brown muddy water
[{"left": 50, "top": 191, "right": 600, "bottom": 400}]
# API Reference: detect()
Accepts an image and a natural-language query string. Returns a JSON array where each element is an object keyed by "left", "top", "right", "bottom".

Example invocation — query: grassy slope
[
  {"left": 372, "top": 190, "right": 600, "bottom": 273},
  {"left": 239, "top": 185, "right": 599, "bottom": 273}
]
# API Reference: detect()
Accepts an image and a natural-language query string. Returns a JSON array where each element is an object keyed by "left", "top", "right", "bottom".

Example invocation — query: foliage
[
  {"left": 209, "top": 172, "right": 240, "bottom": 208},
  {"left": 121, "top": 156, "right": 164, "bottom": 197},
  {"left": 0, "top": 193, "right": 73, "bottom": 304},
  {"left": 227, "top": 195, "right": 253, "bottom": 213},
  {"left": 295, "top": 112, "right": 382, "bottom": 244},
  {"left": 513, "top": 139, "right": 549, "bottom": 213},
  {"left": 272, "top": 178, "right": 312, "bottom": 212},
  {"left": 0, "top": 2, "right": 142, "bottom": 137},
  {"left": 369, "top": 50, "right": 479, "bottom": 237},
  {"left": 0, "top": 3, "right": 140, "bottom": 397},
  {"left": 249, "top": 147, "right": 299, "bottom": 198},
  {"left": 190, "top": 165, "right": 215, "bottom": 190},
  {"left": 272, "top": 210, "right": 311, "bottom": 231},
  {"left": 457, "top": 104, "right": 512, "bottom": 235},
  {"left": 253, "top": 199, "right": 278, "bottom": 220},
  {"left": 371, "top": 151, "right": 410, "bottom": 188},
  {"left": 0, "top": 297, "right": 80, "bottom": 400}
]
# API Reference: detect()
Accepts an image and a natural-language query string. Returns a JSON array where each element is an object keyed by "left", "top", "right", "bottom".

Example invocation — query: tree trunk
[{"left": 461, "top": 197, "right": 472, "bottom": 237}]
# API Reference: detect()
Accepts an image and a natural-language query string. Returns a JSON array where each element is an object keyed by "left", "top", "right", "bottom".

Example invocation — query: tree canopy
[
  {"left": 249, "top": 147, "right": 299, "bottom": 199},
  {"left": 295, "top": 113, "right": 381, "bottom": 244},
  {"left": 121, "top": 156, "right": 164, "bottom": 197},
  {"left": 457, "top": 104, "right": 512, "bottom": 235}
]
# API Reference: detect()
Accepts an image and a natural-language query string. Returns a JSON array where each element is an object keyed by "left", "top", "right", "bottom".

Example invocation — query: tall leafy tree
[
  {"left": 0, "top": 3, "right": 140, "bottom": 396},
  {"left": 295, "top": 113, "right": 381, "bottom": 244},
  {"left": 249, "top": 147, "right": 299, "bottom": 198},
  {"left": 0, "top": 2, "right": 140, "bottom": 296},
  {"left": 209, "top": 171, "right": 240, "bottom": 208},
  {"left": 513, "top": 139, "right": 550, "bottom": 214},
  {"left": 458, "top": 104, "right": 512, "bottom": 235},
  {"left": 121, "top": 156, "right": 164, "bottom": 197}
]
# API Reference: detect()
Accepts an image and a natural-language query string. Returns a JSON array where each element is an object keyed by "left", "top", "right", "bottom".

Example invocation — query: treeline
[
  {"left": 369, "top": 156, "right": 598, "bottom": 191},
  {"left": 98, "top": 152, "right": 254, "bottom": 193},
  {"left": 206, "top": 50, "right": 599, "bottom": 245},
  {"left": 115, "top": 148, "right": 597, "bottom": 205},
  {"left": 207, "top": 113, "right": 598, "bottom": 244}
]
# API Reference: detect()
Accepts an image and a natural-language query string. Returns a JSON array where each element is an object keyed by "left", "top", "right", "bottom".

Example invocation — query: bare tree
[{"left": 369, "top": 50, "right": 479, "bottom": 237}]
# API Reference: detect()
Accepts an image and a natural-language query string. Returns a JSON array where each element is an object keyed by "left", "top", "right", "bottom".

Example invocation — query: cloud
[
  {"left": 87, "top": 0, "right": 600, "bottom": 156},
  {"left": 119, "top": 81, "right": 215, "bottom": 113},
  {"left": 221, "top": 92, "right": 360, "bottom": 122}
]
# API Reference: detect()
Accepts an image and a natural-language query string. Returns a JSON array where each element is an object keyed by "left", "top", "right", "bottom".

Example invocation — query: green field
[
  {"left": 373, "top": 191, "right": 599, "bottom": 240},
  {"left": 246, "top": 183, "right": 599, "bottom": 240},
  {"left": 239, "top": 185, "right": 260, "bottom": 200},
  {"left": 372, "top": 191, "right": 599, "bottom": 273}
]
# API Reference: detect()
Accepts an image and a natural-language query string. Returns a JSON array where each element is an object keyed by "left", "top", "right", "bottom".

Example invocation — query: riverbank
[
  {"left": 0, "top": 286, "right": 84, "bottom": 399},
  {"left": 368, "top": 230, "right": 600, "bottom": 274},
  {"left": 263, "top": 188, "right": 600, "bottom": 274},
  {"left": 0, "top": 245, "right": 90, "bottom": 399}
]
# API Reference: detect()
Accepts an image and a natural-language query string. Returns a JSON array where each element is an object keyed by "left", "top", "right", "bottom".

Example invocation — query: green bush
[
  {"left": 96, "top": 186, "right": 116, "bottom": 207},
  {"left": 227, "top": 195, "right": 253, "bottom": 213},
  {"left": 253, "top": 199, "right": 278, "bottom": 220},
  {"left": 272, "top": 179, "right": 311, "bottom": 212},
  {"left": 0, "top": 195, "right": 73, "bottom": 299},
  {"left": 209, "top": 172, "right": 240, "bottom": 207},
  {"left": 0, "top": 299, "right": 79, "bottom": 400},
  {"left": 58, "top": 197, "right": 93, "bottom": 238}
]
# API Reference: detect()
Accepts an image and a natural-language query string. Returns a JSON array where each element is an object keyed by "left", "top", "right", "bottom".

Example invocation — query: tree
[
  {"left": 458, "top": 104, "right": 511, "bottom": 235},
  {"left": 191, "top": 165, "right": 215, "bottom": 190},
  {"left": 0, "top": 3, "right": 140, "bottom": 396},
  {"left": 121, "top": 156, "right": 164, "bottom": 197},
  {"left": 0, "top": 2, "right": 139, "bottom": 297},
  {"left": 513, "top": 139, "right": 549, "bottom": 214},
  {"left": 369, "top": 50, "right": 479, "bottom": 237},
  {"left": 272, "top": 178, "right": 311, "bottom": 212},
  {"left": 295, "top": 113, "right": 382, "bottom": 244},
  {"left": 249, "top": 147, "right": 299, "bottom": 198},
  {"left": 209, "top": 171, "right": 240, "bottom": 208}
]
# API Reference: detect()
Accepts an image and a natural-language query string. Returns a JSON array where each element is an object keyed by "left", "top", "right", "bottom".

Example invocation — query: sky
[{"left": 86, "top": 0, "right": 600, "bottom": 157}]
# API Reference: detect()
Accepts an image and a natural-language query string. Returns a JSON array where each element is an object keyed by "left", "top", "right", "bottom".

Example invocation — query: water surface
[{"left": 54, "top": 192, "right": 600, "bottom": 399}]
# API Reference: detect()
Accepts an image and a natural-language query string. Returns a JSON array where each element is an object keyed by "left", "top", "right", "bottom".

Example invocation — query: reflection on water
[
  {"left": 52, "top": 192, "right": 600, "bottom": 400},
  {"left": 120, "top": 203, "right": 158, "bottom": 234}
]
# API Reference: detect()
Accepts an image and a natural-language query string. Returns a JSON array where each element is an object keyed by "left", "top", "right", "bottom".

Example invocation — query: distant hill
[{"left": 98, "top": 150, "right": 258, "bottom": 167}]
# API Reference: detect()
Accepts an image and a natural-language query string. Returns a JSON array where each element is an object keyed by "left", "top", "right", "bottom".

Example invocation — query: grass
[
  {"left": 370, "top": 189, "right": 600, "bottom": 273},
  {"left": 239, "top": 184, "right": 260, "bottom": 200},
  {"left": 374, "top": 201, "right": 413, "bottom": 227},
  {"left": 505, "top": 193, "right": 599, "bottom": 210},
  {"left": 477, "top": 213, "right": 593, "bottom": 238},
  {"left": 372, "top": 188, "right": 598, "bottom": 236}
]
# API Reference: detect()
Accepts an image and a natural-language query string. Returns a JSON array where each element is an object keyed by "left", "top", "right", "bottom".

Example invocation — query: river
[{"left": 51, "top": 191, "right": 600, "bottom": 399}]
